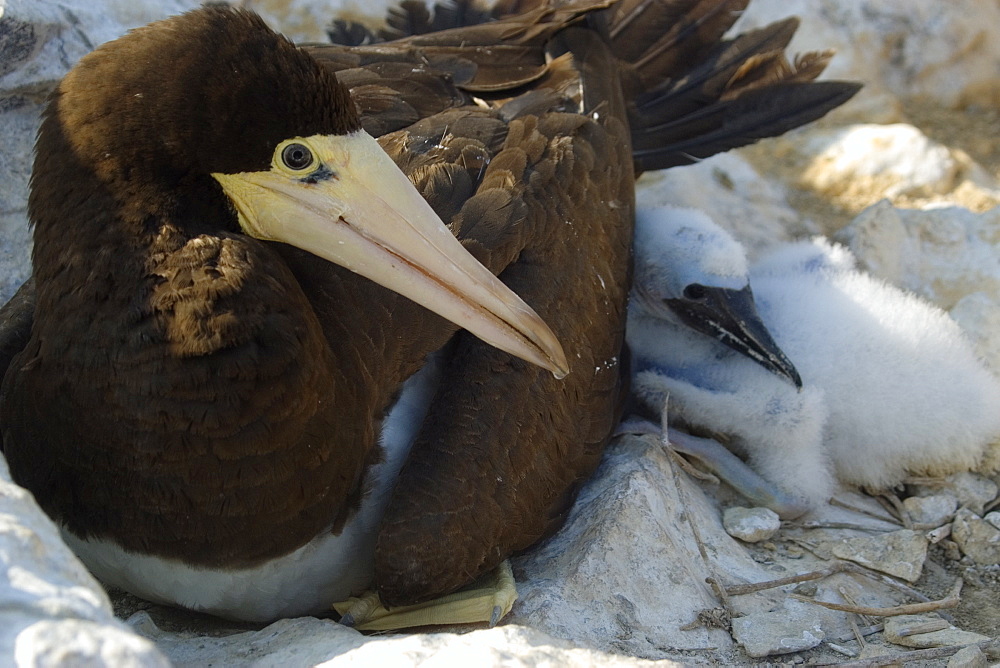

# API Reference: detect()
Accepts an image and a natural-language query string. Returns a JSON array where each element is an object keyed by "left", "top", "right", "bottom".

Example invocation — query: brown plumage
[{"left": 0, "top": 0, "right": 857, "bottom": 618}]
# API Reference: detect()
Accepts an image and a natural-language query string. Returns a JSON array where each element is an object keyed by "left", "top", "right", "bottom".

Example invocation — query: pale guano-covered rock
[
  {"left": 951, "top": 508, "right": 1000, "bottom": 565},
  {"left": 948, "top": 644, "right": 989, "bottom": 668},
  {"left": 508, "top": 435, "right": 783, "bottom": 659},
  {"left": 941, "top": 472, "right": 1000, "bottom": 515},
  {"left": 903, "top": 494, "right": 959, "bottom": 527},
  {"left": 722, "top": 507, "right": 781, "bottom": 543},
  {"left": 0, "top": 0, "right": 202, "bottom": 305},
  {"left": 798, "top": 125, "right": 959, "bottom": 200},
  {"left": 950, "top": 292, "right": 1000, "bottom": 374},
  {"left": 730, "top": 607, "right": 825, "bottom": 658},
  {"left": 636, "top": 152, "right": 808, "bottom": 259},
  {"left": 836, "top": 201, "right": 1000, "bottom": 312},
  {"left": 733, "top": 0, "right": 1000, "bottom": 112},
  {"left": 829, "top": 529, "right": 929, "bottom": 582},
  {"left": 0, "top": 457, "right": 168, "bottom": 666},
  {"left": 884, "top": 614, "right": 990, "bottom": 649},
  {"left": 131, "top": 611, "right": 678, "bottom": 667}
]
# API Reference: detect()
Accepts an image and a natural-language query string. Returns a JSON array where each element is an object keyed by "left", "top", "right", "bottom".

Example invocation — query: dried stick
[{"left": 790, "top": 577, "right": 962, "bottom": 617}]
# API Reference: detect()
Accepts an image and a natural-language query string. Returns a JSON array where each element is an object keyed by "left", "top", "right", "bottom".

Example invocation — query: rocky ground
[{"left": 2, "top": 0, "right": 1000, "bottom": 665}]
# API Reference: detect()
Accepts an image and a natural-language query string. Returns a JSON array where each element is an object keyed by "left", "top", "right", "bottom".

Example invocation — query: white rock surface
[
  {"left": 636, "top": 152, "right": 808, "bottom": 259},
  {"left": 733, "top": 0, "right": 1000, "bottom": 112},
  {"left": 131, "top": 612, "right": 677, "bottom": 667},
  {"left": 507, "top": 436, "right": 761, "bottom": 658},
  {"left": 836, "top": 201, "right": 1000, "bottom": 312},
  {"left": 884, "top": 614, "right": 991, "bottom": 649},
  {"left": 730, "top": 608, "right": 825, "bottom": 658},
  {"left": 722, "top": 507, "right": 781, "bottom": 543},
  {"left": 903, "top": 494, "right": 959, "bottom": 528},
  {"left": 0, "top": 0, "right": 202, "bottom": 304},
  {"left": 830, "top": 529, "right": 929, "bottom": 582},
  {"left": 800, "top": 124, "right": 959, "bottom": 199},
  {"left": 948, "top": 644, "right": 989, "bottom": 668},
  {"left": 952, "top": 508, "right": 1000, "bottom": 565},
  {"left": 943, "top": 472, "right": 1000, "bottom": 516},
  {"left": 0, "top": 457, "right": 168, "bottom": 666}
]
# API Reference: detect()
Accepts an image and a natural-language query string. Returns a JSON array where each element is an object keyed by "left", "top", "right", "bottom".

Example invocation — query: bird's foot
[
  {"left": 333, "top": 560, "right": 517, "bottom": 631},
  {"left": 618, "top": 415, "right": 811, "bottom": 519}
]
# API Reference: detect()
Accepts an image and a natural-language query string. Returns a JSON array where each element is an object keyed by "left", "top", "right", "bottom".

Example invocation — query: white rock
[
  {"left": 948, "top": 644, "right": 988, "bottom": 668},
  {"left": 636, "top": 152, "right": 806, "bottom": 259},
  {"left": 132, "top": 612, "right": 675, "bottom": 667},
  {"left": 734, "top": 0, "right": 1000, "bottom": 111},
  {"left": 837, "top": 200, "right": 1000, "bottom": 311},
  {"left": 985, "top": 511, "right": 1000, "bottom": 531},
  {"left": 0, "top": 0, "right": 202, "bottom": 304},
  {"left": 884, "top": 614, "right": 990, "bottom": 649},
  {"left": 950, "top": 291, "right": 1000, "bottom": 375},
  {"left": 903, "top": 494, "right": 959, "bottom": 527},
  {"left": 730, "top": 608, "right": 825, "bottom": 658},
  {"left": 829, "top": 529, "right": 928, "bottom": 582},
  {"left": 508, "top": 435, "right": 772, "bottom": 658},
  {"left": 943, "top": 472, "right": 1000, "bottom": 515},
  {"left": 951, "top": 508, "right": 1000, "bottom": 565},
  {"left": 0, "top": 457, "right": 168, "bottom": 666},
  {"left": 799, "top": 125, "right": 958, "bottom": 200},
  {"left": 722, "top": 507, "right": 781, "bottom": 543}
]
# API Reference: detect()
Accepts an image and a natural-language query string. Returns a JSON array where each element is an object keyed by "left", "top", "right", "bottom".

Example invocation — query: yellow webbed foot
[{"left": 333, "top": 560, "right": 517, "bottom": 631}]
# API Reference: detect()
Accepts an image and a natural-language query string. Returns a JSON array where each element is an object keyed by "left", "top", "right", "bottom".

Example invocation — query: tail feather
[
  {"left": 632, "top": 80, "right": 862, "bottom": 170},
  {"left": 327, "top": 0, "right": 860, "bottom": 171}
]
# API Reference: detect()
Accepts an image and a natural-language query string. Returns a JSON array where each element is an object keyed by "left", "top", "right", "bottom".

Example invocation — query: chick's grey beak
[{"left": 666, "top": 285, "right": 802, "bottom": 389}]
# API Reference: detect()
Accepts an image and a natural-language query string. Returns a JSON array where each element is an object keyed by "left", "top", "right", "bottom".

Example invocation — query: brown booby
[{"left": 0, "top": 0, "right": 857, "bottom": 623}]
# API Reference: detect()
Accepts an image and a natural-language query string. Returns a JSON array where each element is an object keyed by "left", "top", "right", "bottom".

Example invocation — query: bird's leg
[
  {"left": 332, "top": 560, "right": 516, "bottom": 631},
  {"left": 618, "top": 413, "right": 810, "bottom": 519}
]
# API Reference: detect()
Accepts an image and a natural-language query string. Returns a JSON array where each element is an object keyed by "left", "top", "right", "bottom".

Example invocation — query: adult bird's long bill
[{"left": 214, "top": 130, "right": 569, "bottom": 378}]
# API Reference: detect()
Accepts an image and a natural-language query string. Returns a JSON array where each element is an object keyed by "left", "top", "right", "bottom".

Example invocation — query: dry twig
[{"left": 790, "top": 577, "right": 963, "bottom": 617}]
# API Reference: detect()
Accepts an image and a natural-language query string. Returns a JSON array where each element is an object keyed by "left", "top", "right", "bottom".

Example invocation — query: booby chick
[
  {"left": 628, "top": 206, "right": 1000, "bottom": 513},
  {"left": 0, "top": 0, "right": 857, "bottom": 624}
]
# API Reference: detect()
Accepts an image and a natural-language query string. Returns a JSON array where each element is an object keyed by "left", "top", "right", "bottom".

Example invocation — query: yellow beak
[{"left": 213, "top": 131, "right": 569, "bottom": 378}]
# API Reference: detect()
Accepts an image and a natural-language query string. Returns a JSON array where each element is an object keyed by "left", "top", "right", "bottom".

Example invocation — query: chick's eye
[
  {"left": 281, "top": 143, "right": 313, "bottom": 171},
  {"left": 683, "top": 284, "right": 708, "bottom": 300}
]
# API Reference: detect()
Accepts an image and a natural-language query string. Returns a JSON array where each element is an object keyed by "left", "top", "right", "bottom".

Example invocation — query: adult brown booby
[{"left": 0, "top": 0, "right": 857, "bottom": 623}]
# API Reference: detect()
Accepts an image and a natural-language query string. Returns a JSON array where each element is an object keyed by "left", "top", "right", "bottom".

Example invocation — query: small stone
[
  {"left": 948, "top": 644, "right": 988, "bottom": 668},
  {"left": 951, "top": 508, "right": 1000, "bottom": 565},
  {"left": 984, "top": 511, "right": 1000, "bottom": 531},
  {"left": 830, "top": 529, "right": 928, "bottom": 582},
  {"left": 730, "top": 610, "right": 824, "bottom": 658},
  {"left": 903, "top": 494, "right": 958, "bottom": 527},
  {"left": 791, "top": 583, "right": 817, "bottom": 597},
  {"left": 722, "top": 507, "right": 781, "bottom": 543},
  {"left": 943, "top": 540, "right": 963, "bottom": 561},
  {"left": 945, "top": 472, "right": 998, "bottom": 515},
  {"left": 884, "top": 615, "right": 989, "bottom": 649}
]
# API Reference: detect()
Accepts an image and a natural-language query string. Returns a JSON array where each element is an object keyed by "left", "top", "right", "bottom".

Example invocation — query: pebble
[
  {"left": 722, "top": 507, "right": 781, "bottom": 543},
  {"left": 951, "top": 508, "right": 1000, "bottom": 565},
  {"left": 945, "top": 472, "right": 999, "bottom": 515},
  {"left": 730, "top": 610, "right": 825, "bottom": 658},
  {"left": 904, "top": 493, "right": 958, "bottom": 527},
  {"left": 884, "top": 615, "right": 990, "bottom": 649},
  {"left": 947, "top": 645, "right": 988, "bottom": 668},
  {"left": 830, "top": 529, "right": 928, "bottom": 582}
]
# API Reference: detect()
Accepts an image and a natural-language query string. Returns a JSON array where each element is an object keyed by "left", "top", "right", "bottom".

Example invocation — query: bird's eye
[
  {"left": 281, "top": 143, "right": 314, "bottom": 171},
  {"left": 683, "top": 284, "right": 708, "bottom": 300}
]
